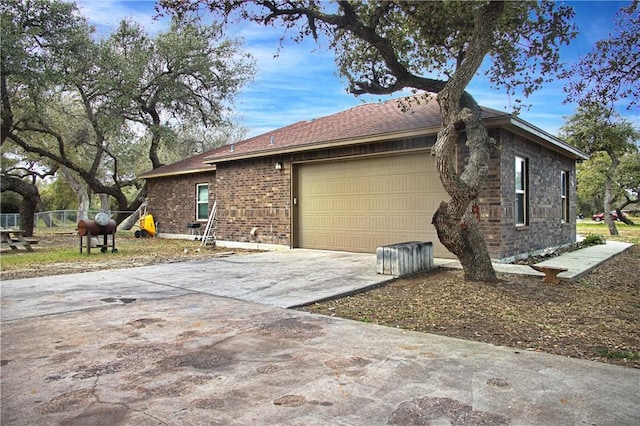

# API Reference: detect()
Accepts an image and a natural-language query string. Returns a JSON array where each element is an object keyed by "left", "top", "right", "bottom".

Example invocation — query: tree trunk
[
  {"left": 0, "top": 175, "right": 40, "bottom": 237},
  {"left": 433, "top": 201, "right": 496, "bottom": 281},
  {"left": 431, "top": 95, "right": 497, "bottom": 282},
  {"left": 119, "top": 203, "right": 145, "bottom": 231},
  {"left": 424, "top": 2, "right": 503, "bottom": 282},
  {"left": 61, "top": 167, "right": 90, "bottom": 221},
  {"left": 119, "top": 214, "right": 138, "bottom": 231},
  {"left": 99, "top": 193, "right": 110, "bottom": 213},
  {"left": 615, "top": 208, "right": 634, "bottom": 225},
  {"left": 615, "top": 197, "right": 636, "bottom": 225},
  {"left": 41, "top": 213, "right": 56, "bottom": 228},
  {"left": 431, "top": 89, "right": 498, "bottom": 281}
]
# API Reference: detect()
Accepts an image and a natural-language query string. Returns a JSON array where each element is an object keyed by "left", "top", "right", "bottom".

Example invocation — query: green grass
[
  {"left": 2, "top": 223, "right": 636, "bottom": 272},
  {"left": 595, "top": 349, "right": 640, "bottom": 360},
  {"left": 0, "top": 232, "right": 223, "bottom": 272},
  {"left": 577, "top": 221, "right": 640, "bottom": 244}
]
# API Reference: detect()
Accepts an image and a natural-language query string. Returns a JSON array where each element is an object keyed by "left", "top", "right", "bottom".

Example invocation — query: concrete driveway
[
  {"left": 1, "top": 250, "right": 639, "bottom": 425},
  {"left": 1, "top": 250, "right": 388, "bottom": 322}
]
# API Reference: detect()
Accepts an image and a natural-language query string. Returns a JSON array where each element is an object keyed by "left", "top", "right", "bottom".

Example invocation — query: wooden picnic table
[{"left": 0, "top": 228, "right": 34, "bottom": 252}]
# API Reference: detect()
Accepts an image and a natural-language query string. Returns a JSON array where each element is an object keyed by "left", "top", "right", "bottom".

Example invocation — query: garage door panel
[{"left": 296, "top": 153, "right": 452, "bottom": 257}]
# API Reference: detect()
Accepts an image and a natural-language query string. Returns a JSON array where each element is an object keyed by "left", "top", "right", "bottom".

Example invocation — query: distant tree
[
  {"left": 160, "top": 121, "right": 248, "bottom": 164},
  {"left": 0, "top": 189, "right": 21, "bottom": 213},
  {"left": 39, "top": 174, "right": 78, "bottom": 212},
  {"left": 162, "top": 0, "right": 576, "bottom": 281},
  {"left": 561, "top": 105, "right": 639, "bottom": 234},
  {"left": 106, "top": 19, "right": 255, "bottom": 169},
  {"left": 0, "top": 155, "right": 57, "bottom": 235},
  {"left": 564, "top": 1, "right": 639, "bottom": 110},
  {"left": 613, "top": 152, "right": 640, "bottom": 220},
  {"left": 1, "top": 144, "right": 59, "bottom": 234},
  {"left": 576, "top": 152, "right": 640, "bottom": 223},
  {"left": 0, "top": 175, "right": 39, "bottom": 235},
  {"left": 576, "top": 152, "right": 608, "bottom": 216}
]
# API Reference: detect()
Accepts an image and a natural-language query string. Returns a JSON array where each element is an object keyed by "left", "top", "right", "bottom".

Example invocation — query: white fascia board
[{"left": 506, "top": 116, "right": 589, "bottom": 160}]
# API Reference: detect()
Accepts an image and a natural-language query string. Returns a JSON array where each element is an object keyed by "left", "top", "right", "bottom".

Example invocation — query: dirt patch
[
  {"left": 388, "top": 396, "right": 510, "bottom": 425},
  {"left": 35, "top": 389, "right": 95, "bottom": 414},
  {"left": 255, "top": 317, "right": 324, "bottom": 340},
  {"left": 299, "top": 245, "right": 640, "bottom": 369}
]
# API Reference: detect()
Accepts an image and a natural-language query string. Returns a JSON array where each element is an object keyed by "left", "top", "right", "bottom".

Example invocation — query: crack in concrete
[{"left": 88, "top": 373, "right": 170, "bottom": 426}]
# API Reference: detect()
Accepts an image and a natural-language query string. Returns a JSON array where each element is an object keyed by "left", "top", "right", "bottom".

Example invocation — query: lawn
[
  {"left": 0, "top": 232, "right": 248, "bottom": 279},
  {"left": 577, "top": 220, "right": 640, "bottom": 244}
]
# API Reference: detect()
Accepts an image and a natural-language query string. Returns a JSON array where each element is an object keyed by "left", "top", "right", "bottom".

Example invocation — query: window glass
[
  {"left": 561, "top": 171, "right": 569, "bottom": 223},
  {"left": 515, "top": 157, "right": 527, "bottom": 226},
  {"left": 196, "top": 184, "right": 208, "bottom": 220}
]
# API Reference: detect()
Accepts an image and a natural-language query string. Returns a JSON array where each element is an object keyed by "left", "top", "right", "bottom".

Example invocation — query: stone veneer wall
[
  {"left": 146, "top": 172, "right": 216, "bottom": 234},
  {"left": 497, "top": 128, "right": 577, "bottom": 259}
]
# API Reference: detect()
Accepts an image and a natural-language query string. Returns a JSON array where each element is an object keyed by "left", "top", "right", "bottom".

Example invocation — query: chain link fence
[{"left": 1, "top": 210, "right": 134, "bottom": 232}]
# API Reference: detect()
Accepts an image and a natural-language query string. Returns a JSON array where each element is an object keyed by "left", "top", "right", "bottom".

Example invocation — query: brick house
[{"left": 140, "top": 95, "right": 587, "bottom": 261}]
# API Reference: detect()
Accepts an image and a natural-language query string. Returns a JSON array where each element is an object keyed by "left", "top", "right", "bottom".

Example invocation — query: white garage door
[{"left": 295, "top": 152, "right": 452, "bottom": 258}]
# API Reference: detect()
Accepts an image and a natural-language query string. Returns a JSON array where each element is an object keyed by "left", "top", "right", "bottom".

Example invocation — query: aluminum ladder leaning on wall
[{"left": 199, "top": 200, "right": 217, "bottom": 249}]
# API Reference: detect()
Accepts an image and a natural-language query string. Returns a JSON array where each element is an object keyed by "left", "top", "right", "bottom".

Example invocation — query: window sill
[{"left": 515, "top": 225, "right": 529, "bottom": 231}]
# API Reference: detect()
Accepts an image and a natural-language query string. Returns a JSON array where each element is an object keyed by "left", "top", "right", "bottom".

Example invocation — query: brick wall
[
  {"left": 438, "top": 127, "right": 576, "bottom": 260},
  {"left": 498, "top": 129, "right": 577, "bottom": 259},
  {"left": 145, "top": 129, "right": 577, "bottom": 259},
  {"left": 213, "top": 136, "right": 436, "bottom": 247},
  {"left": 146, "top": 172, "right": 216, "bottom": 234},
  {"left": 474, "top": 129, "right": 504, "bottom": 258},
  {"left": 215, "top": 158, "right": 291, "bottom": 245}
]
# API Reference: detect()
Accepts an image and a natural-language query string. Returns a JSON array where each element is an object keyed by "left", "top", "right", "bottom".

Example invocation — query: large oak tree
[
  {"left": 161, "top": 0, "right": 575, "bottom": 281},
  {"left": 1, "top": 0, "right": 254, "bottom": 225}
]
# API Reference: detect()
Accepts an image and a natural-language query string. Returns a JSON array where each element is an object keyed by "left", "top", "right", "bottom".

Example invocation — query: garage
[{"left": 294, "top": 151, "right": 452, "bottom": 257}]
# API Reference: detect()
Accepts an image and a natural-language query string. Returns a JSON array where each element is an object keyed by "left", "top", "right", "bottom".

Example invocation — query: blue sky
[{"left": 77, "top": 0, "right": 638, "bottom": 139}]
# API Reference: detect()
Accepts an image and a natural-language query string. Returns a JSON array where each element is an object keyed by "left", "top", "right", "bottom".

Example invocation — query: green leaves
[
  {"left": 564, "top": 105, "right": 640, "bottom": 217},
  {"left": 2, "top": 0, "right": 255, "bottom": 216},
  {"left": 565, "top": 1, "right": 639, "bottom": 109}
]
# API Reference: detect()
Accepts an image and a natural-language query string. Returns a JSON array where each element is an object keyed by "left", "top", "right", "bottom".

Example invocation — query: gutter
[
  {"left": 203, "top": 126, "right": 443, "bottom": 164},
  {"left": 485, "top": 116, "right": 589, "bottom": 161},
  {"left": 139, "top": 166, "right": 216, "bottom": 180}
]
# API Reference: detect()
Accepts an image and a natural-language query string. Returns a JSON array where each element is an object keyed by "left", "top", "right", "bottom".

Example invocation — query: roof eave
[
  {"left": 139, "top": 166, "right": 216, "bottom": 179},
  {"left": 203, "top": 126, "right": 442, "bottom": 164},
  {"left": 486, "top": 116, "right": 589, "bottom": 161}
]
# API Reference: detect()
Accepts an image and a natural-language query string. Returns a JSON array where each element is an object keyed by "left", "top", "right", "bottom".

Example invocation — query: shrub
[{"left": 583, "top": 233, "right": 606, "bottom": 246}]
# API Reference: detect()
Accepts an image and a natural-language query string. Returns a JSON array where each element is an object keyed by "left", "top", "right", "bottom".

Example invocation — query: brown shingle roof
[
  {"left": 204, "top": 95, "right": 507, "bottom": 163},
  {"left": 140, "top": 94, "right": 537, "bottom": 178}
]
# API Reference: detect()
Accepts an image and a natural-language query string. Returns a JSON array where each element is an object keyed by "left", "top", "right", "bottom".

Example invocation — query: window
[
  {"left": 196, "top": 184, "right": 208, "bottom": 221},
  {"left": 561, "top": 171, "right": 569, "bottom": 223},
  {"left": 515, "top": 156, "right": 528, "bottom": 226}
]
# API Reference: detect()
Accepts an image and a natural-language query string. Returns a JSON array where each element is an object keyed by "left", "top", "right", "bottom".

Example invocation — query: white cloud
[
  {"left": 77, "top": 0, "right": 169, "bottom": 36},
  {"left": 75, "top": 1, "right": 634, "bottom": 142}
]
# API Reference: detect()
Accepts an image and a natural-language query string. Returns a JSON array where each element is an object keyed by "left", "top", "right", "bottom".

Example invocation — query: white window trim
[
  {"left": 561, "top": 171, "right": 569, "bottom": 223},
  {"left": 515, "top": 156, "right": 528, "bottom": 226},
  {"left": 196, "top": 183, "right": 209, "bottom": 221}
]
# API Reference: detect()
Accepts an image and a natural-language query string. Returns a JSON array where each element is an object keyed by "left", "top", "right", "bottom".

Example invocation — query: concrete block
[{"left": 376, "top": 241, "right": 433, "bottom": 277}]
